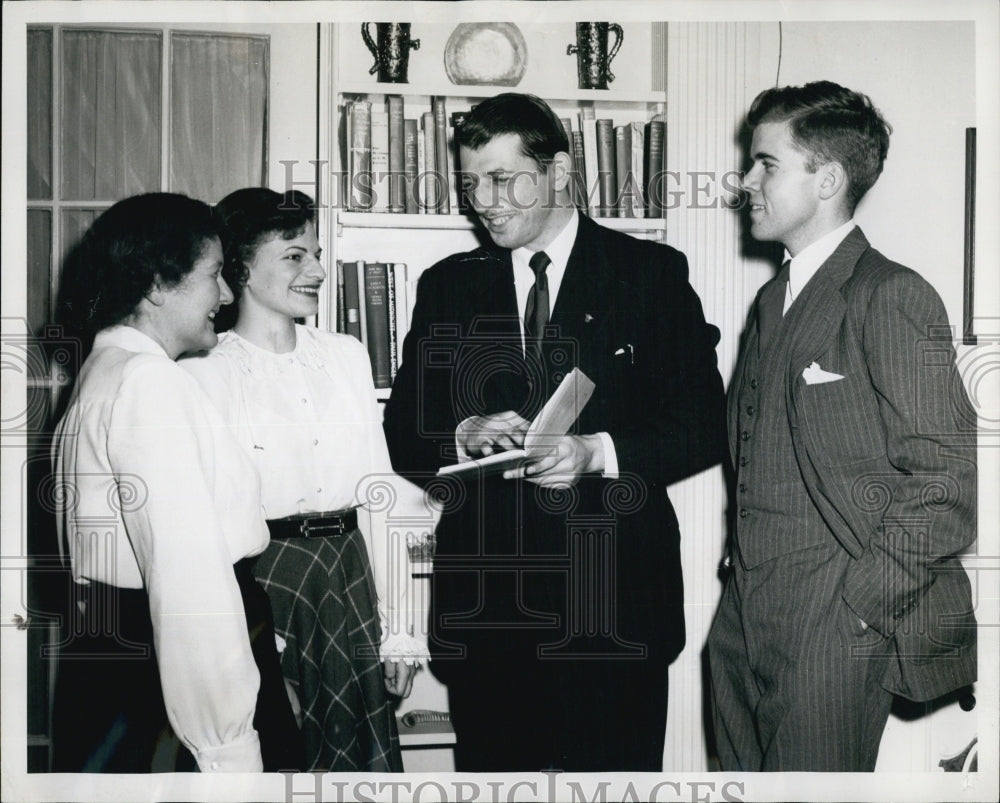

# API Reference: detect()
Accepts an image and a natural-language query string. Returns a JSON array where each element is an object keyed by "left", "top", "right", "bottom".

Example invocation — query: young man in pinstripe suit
[{"left": 707, "top": 81, "right": 977, "bottom": 771}]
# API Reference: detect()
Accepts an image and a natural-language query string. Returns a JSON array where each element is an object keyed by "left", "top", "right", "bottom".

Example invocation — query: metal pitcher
[
  {"left": 362, "top": 23, "right": 420, "bottom": 84},
  {"left": 567, "top": 22, "right": 623, "bottom": 90}
]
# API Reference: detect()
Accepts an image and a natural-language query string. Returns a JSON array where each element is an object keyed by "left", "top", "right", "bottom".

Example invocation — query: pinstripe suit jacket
[{"left": 728, "top": 227, "right": 977, "bottom": 702}]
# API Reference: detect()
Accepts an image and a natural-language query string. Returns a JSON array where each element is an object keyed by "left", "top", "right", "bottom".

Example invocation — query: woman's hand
[{"left": 383, "top": 659, "right": 416, "bottom": 698}]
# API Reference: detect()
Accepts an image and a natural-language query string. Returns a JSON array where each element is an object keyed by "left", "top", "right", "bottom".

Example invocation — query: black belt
[{"left": 266, "top": 509, "right": 358, "bottom": 541}]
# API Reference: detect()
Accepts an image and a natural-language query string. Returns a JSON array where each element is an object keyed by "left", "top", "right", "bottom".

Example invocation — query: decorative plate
[{"left": 444, "top": 23, "right": 527, "bottom": 87}]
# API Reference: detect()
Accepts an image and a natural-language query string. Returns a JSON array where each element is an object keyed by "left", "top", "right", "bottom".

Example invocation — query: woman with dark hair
[
  {"left": 52, "top": 192, "right": 301, "bottom": 772},
  {"left": 182, "top": 188, "right": 429, "bottom": 772}
]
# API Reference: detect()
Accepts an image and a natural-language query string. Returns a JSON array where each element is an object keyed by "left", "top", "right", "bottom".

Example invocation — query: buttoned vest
[{"left": 732, "top": 304, "right": 832, "bottom": 570}]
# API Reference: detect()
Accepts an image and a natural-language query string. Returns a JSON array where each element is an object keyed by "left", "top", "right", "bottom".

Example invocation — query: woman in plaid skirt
[{"left": 183, "top": 188, "right": 430, "bottom": 771}]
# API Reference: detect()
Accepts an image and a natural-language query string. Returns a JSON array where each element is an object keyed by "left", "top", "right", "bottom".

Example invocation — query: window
[
  {"left": 25, "top": 26, "right": 268, "bottom": 771},
  {"left": 27, "top": 26, "right": 268, "bottom": 336}
]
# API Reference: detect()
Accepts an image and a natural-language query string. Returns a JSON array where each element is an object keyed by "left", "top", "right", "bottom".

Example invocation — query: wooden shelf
[
  {"left": 338, "top": 211, "right": 477, "bottom": 231},
  {"left": 338, "top": 81, "right": 665, "bottom": 106},
  {"left": 337, "top": 210, "right": 666, "bottom": 235}
]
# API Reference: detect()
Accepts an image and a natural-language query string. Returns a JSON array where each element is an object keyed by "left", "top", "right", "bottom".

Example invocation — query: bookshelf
[
  {"left": 317, "top": 22, "right": 668, "bottom": 768},
  {"left": 336, "top": 210, "right": 666, "bottom": 235},
  {"left": 318, "top": 21, "right": 669, "bottom": 340}
]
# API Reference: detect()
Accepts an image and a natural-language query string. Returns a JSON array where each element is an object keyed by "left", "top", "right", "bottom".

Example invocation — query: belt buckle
[{"left": 299, "top": 516, "right": 346, "bottom": 539}]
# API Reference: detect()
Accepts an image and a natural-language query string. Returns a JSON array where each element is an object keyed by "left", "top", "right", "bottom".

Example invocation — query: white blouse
[
  {"left": 52, "top": 325, "right": 268, "bottom": 772},
  {"left": 181, "top": 325, "right": 431, "bottom": 663}
]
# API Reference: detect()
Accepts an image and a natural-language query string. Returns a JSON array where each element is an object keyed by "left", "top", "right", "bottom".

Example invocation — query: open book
[{"left": 437, "top": 368, "right": 596, "bottom": 478}]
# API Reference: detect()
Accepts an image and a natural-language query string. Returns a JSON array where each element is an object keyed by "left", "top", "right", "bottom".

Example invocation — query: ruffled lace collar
[{"left": 218, "top": 326, "right": 328, "bottom": 378}]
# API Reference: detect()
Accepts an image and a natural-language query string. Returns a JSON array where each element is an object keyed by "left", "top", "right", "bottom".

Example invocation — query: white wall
[
  {"left": 265, "top": 25, "right": 320, "bottom": 190},
  {"left": 763, "top": 21, "right": 976, "bottom": 330}
]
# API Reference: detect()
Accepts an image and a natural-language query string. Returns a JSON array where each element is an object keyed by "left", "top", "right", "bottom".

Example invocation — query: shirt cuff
[
  {"left": 381, "top": 630, "right": 431, "bottom": 666},
  {"left": 597, "top": 432, "right": 618, "bottom": 478},
  {"left": 194, "top": 731, "right": 264, "bottom": 772}
]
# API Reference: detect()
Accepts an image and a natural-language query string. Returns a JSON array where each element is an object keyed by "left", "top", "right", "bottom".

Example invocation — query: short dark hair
[
  {"left": 212, "top": 188, "right": 316, "bottom": 329},
  {"left": 57, "top": 193, "right": 219, "bottom": 340},
  {"left": 457, "top": 93, "right": 569, "bottom": 170},
  {"left": 747, "top": 80, "right": 892, "bottom": 211}
]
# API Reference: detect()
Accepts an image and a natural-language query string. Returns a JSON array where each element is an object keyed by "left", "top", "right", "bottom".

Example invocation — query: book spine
[
  {"left": 404, "top": 118, "right": 419, "bottom": 214},
  {"left": 615, "top": 125, "right": 632, "bottom": 218},
  {"left": 446, "top": 123, "right": 459, "bottom": 213},
  {"left": 432, "top": 97, "right": 451, "bottom": 214},
  {"left": 386, "top": 264, "right": 398, "bottom": 381},
  {"left": 560, "top": 117, "right": 573, "bottom": 149},
  {"left": 387, "top": 96, "right": 406, "bottom": 213},
  {"left": 370, "top": 109, "right": 390, "bottom": 213},
  {"left": 571, "top": 129, "right": 587, "bottom": 213},
  {"left": 356, "top": 260, "right": 368, "bottom": 346},
  {"left": 450, "top": 110, "right": 470, "bottom": 213},
  {"left": 393, "top": 263, "right": 408, "bottom": 370},
  {"left": 421, "top": 111, "right": 437, "bottom": 214},
  {"left": 336, "top": 260, "right": 347, "bottom": 334},
  {"left": 630, "top": 121, "right": 645, "bottom": 218},
  {"left": 646, "top": 119, "right": 666, "bottom": 218},
  {"left": 344, "top": 102, "right": 353, "bottom": 210},
  {"left": 342, "top": 260, "right": 362, "bottom": 341},
  {"left": 595, "top": 119, "right": 616, "bottom": 217},
  {"left": 364, "top": 262, "right": 392, "bottom": 388},
  {"left": 349, "top": 100, "right": 372, "bottom": 211},
  {"left": 581, "top": 116, "right": 599, "bottom": 217},
  {"left": 416, "top": 116, "right": 427, "bottom": 214}
]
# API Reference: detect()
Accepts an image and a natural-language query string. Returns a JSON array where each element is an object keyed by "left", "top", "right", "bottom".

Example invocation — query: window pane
[
  {"left": 60, "top": 209, "right": 101, "bottom": 271},
  {"left": 28, "top": 29, "right": 53, "bottom": 200},
  {"left": 26, "top": 213, "right": 59, "bottom": 756},
  {"left": 170, "top": 33, "right": 268, "bottom": 202},
  {"left": 61, "top": 30, "right": 161, "bottom": 200},
  {"left": 27, "top": 210, "right": 52, "bottom": 333},
  {"left": 56, "top": 209, "right": 103, "bottom": 349}
]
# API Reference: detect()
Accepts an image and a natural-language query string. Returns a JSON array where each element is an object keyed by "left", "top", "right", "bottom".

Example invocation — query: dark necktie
[
  {"left": 524, "top": 251, "right": 551, "bottom": 362},
  {"left": 757, "top": 259, "right": 790, "bottom": 351}
]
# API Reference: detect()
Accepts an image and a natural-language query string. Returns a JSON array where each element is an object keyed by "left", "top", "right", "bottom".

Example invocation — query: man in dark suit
[
  {"left": 707, "top": 81, "right": 977, "bottom": 771},
  {"left": 383, "top": 93, "right": 726, "bottom": 771}
]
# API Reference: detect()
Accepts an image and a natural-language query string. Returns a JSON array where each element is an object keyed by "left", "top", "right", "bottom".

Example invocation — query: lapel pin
[{"left": 584, "top": 313, "right": 594, "bottom": 323}]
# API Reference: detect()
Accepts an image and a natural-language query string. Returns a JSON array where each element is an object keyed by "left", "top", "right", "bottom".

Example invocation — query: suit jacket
[
  {"left": 384, "top": 214, "right": 726, "bottom": 676},
  {"left": 728, "top": 227, "right": 977, "bottom": 702}
]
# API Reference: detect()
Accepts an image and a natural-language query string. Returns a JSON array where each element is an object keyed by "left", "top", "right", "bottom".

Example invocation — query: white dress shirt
[
  {"left": 783, "top": 219, "right": 857, "bottom": 314},
  {"left": 182, "top": 325, "right": 430, "bottom": 662},
  {"left": 53, "top": 325, "right": 268, "bottom": 772},
  {"left": 509, "top": 210, "right": 619, "bottom": 477},
  {"left": 511, "top": 210, "right": 578, "bottom": 349}
]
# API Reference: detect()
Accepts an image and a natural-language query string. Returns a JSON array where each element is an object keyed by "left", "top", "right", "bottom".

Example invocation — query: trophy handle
[
  {"left": 605, "top": 23, "right": 624, "bottom": 83},
  {"left": 361, "top": 23, "right": 379, "bottom": 75},
  {"left": 410, "top": 38, "right": 421, "bottom": 51}
]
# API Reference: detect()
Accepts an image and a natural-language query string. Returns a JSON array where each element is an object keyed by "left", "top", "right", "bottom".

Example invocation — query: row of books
[
  {"left": 345, "top": 96, "right": 462, "bottom": 215},
  {"left": 336, "top": 260, "right": 415, "bottom": 389},
  {"left": 569, "top": 112, "right": 668, "bottom": 219},
  {"left": 343, "top": 95, "right": 667, "bottom": 220}
]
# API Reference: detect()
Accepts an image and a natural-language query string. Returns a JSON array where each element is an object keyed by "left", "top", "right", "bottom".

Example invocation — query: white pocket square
[{"left": 802, "top": 361, "right": 844, "bottom": 385}]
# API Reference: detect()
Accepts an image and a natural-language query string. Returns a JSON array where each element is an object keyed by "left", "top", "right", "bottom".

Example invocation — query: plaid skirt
[{"left": 254, "top": 527, "right": 402, "bottom": 771}]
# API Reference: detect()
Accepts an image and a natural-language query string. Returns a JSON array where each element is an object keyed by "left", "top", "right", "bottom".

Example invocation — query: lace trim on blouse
[{"left": 217, "top": 327, "right": 329, "bottom": 379}]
